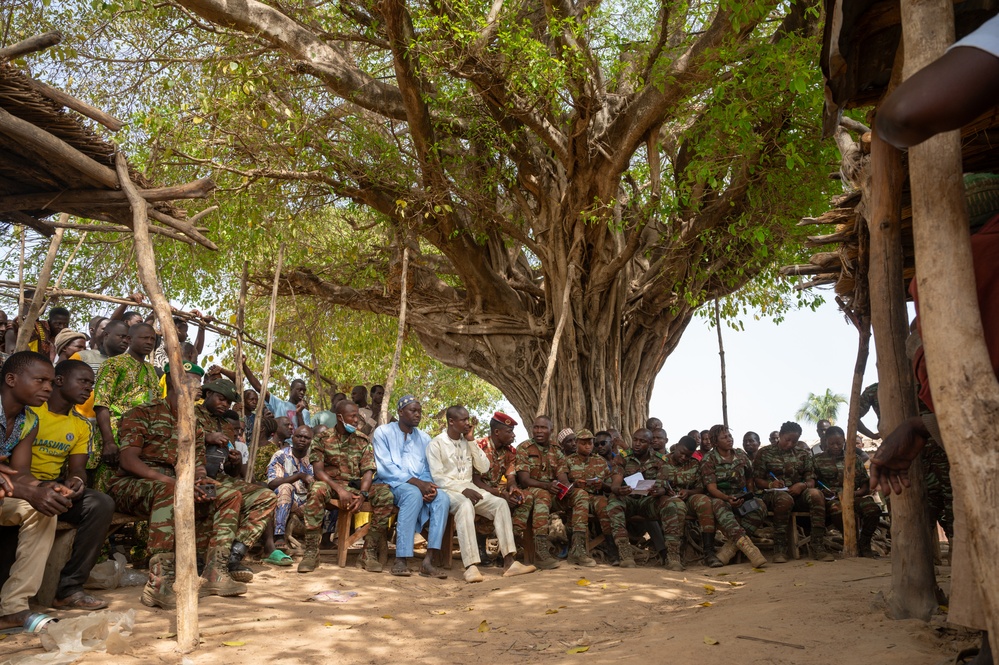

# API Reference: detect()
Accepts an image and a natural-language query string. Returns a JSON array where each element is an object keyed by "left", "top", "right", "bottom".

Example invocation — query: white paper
[{"left": 623, "top": 472, "right": 645, "bottom": 489}]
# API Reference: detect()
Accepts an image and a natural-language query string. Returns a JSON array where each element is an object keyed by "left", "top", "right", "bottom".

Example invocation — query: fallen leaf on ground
[
  {"left": 431, "top": 610, "right": 447, "bottom": 615},
  {"left": 576, "top": 578, "right": 590, "bottom": 586},
  {"left": 567, "top": 646, "right": 590, "bottom": 654},
  {"left": 717, "top": 572, "right": 729, "bottom": 576},
  {"left": 381, "top": 615, "right": 394, "bottom": 619},
  {"left": 157, "top": 633, "right": 177, "bottom": 640},
  {"left": 545, "top": 609, "right": 559, "bottom": 615},
  {"left": 222, "top": 641, "right": 246, "bottom": 647},
  {"left": 793, "top": 581, "right": 805, "bottom": 587},
  {"left": 703, "top": 584, "right": 715, "bottom": 595},
  {"left": 558, "top": 605, "right": 567, "bottom": 609},
  {"left": 600, "top": 584, "right": 608, "bottom": 589},
  {"left": 728, "top": 581, "right": 743, "bottom": 587},
  {"left": 699, "top": 602, "right": 713, "bottom": 607},
  {"left": 704, "top": 637, "right": 719, "bottom": 645},
  {"left": 752, "top": 568, "right": 766, "bottom": 573},
  {"left": 478, "top": 620, "right": 490, "bottom": 633},
  {"left": 805, "top": 562, "right": 815, "bottom": 567},
  {"left": 939, "top": 605, "right": 949, "bottom": 613}
]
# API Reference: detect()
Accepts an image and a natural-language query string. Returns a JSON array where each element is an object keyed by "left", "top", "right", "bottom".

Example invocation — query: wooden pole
[
  {"left": 380, "top": 245, "right": 410, "bottom": 426},
  {"left": 246, "top": 244, "right": 284, "bottom": 482},
  {"left": 841, "top": 314, "right": 870, "bottom": 557},
  {"left": 537, "top": 264, "right": 574, "bottom": 417},
  {"left": 17, "top": 229, "right": 25, "bottom": 317},
  {"left": 42, "top": 230, "right": 87, "bottom": 312},
  {"left": 234, "top": 261, "right": 248, "bottom": 417},
  {"left": 14, "top": 219, "right": 65, "bottom": 352},
  {"left": 900, "top": 0, "right": 999, "bottom": 651},
  {"left": 115, "top": 153, "right": 199, "bottom": 653},
  {"left": 867, "top": 129, "right": 937, "bottom": 619},
  {"left": 714, "top": 299, "right": 729, "bottom": 428}
]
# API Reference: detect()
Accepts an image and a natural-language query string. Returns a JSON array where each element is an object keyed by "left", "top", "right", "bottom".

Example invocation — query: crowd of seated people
[{"left": 0, "top": 301, "right": 891, "bottom": 636}]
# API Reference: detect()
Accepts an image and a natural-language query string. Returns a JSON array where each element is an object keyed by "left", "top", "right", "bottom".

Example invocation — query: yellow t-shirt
[{"left": 29, "top": 402, "right": 92, "bottom": 481}]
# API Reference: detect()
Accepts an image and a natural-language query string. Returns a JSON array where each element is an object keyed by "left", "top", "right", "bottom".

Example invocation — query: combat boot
[
  {"left": 736, "top": 535, "right": 768, "bottom": 568},
  {"left": 227, "top": 541, "right": 254, "bottom": 583},
  {"left": 567, "top": 532, "right": 597, "bottom": 567},
  {"left": 141, "top": 553, "right": 177, "bottom": 609},
  {"left": 701, "top": 533, "right": 723, "bottom": 568},
  {"left": 811, "top": 527, "right": 835, "bottom": 562},
  {"left": 772, "top": 532, "right": 788, "bottom": 563},
  {"left": 533, "top": 534, "right": 561, "bottom": 570},
  {"left": 858, "top": 529, "right": 879, "bottom": 559},
  {"left": 664, "top": 540, "right": 684, "bottom": 571},
  {"left": 715, "top": 538, "right": 738, "bottom": 565},
  {"left": 201, "top": 547, "right": 248, "bottom": 596},
  {"left": 615, "top": 538, "right": 636, "bottom": 568},
  {"left": 298, "top": 532, "right": 322, "bottom": 573},
  {"left": 362, "top": 531, "right": 384, "bottom": 572}
]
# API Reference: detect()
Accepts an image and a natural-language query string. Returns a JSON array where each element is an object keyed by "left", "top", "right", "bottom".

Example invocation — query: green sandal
[{"left": 262, "top": 550, "right": 294, "bottom": 567}]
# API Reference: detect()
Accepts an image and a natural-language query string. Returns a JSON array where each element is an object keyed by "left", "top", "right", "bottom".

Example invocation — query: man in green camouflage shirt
[
  {"left": 515, "top": 416, "right": 593, "bottom": 569},
  {"left": 658, "top": 437, "right": 720, "bottom": 567},
  {"left": 108, "top": 363, "right": 246, "bottom": 609},
  {"left": 298, "top": 400, "right": 394, "bottom": 573},
  {"left": 812, "top": 426, "right": 882, "bottom": 558},
  {"left": 753, "top": 421, "right": 831, "bottom": 563}
]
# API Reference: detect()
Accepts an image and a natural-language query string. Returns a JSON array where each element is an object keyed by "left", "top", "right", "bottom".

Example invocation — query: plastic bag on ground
[{"left": 1, "top": 610, "right": 135, "bottom": 665}]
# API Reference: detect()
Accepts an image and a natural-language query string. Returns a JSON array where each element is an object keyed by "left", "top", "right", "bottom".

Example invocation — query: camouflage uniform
[
  {"left": 476, "top": 436, "right": 533, "bottom": 538},
  {"left": 922, "top": 441, "right": 954, "bottom": 539},
  {"left": 699, "top": 448, "right": 767, "bottom": 539},
  {"left": 658, "top": 455, "right": 712, "bottom": 539},
  {"left": 613, "top": 450, "right": 671, "bottom": 538},
  {"left": 107, "top": 401, "right": 240, "bottom": 555},
  {"left": 814, "top": 452, "right": 881, "bottom": 534},
  {"left": 565, "top": 451, "right": 627, "bottom": 541},
  {"left": 753, "top": 444, "right": 825, "bottom": 539},
  {"left": 196, "top": 404, "right": 276, "bottom": 550},
  {"left": 304, "top": 428, "right": 394, "bottom": 538},
  {"left": 513, "top": 439, "right": 589, "bottom": 535}
]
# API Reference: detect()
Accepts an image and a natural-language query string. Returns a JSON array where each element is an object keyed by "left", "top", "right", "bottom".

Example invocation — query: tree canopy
[{"left": 795, "top": 388, "right": 847, "bottom": 424}]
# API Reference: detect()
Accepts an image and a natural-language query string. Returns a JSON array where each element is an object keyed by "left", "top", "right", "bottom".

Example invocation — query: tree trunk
[
  {"left": 842, "top": 314, "right": 870, "bottom": 557},
  {"left": 901, "top": 0, "right": 999, "bottom": 652},
  {"left": 866, "top": 130, "right": 937, "bottom": 619}
]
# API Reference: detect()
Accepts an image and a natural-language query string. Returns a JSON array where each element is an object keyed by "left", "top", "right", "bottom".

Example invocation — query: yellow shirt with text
[{"left": 30, "top": 402, "right": 92, "bottom": 481}]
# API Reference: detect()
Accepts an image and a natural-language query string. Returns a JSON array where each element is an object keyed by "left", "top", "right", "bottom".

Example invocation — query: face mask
[{"left": 339, "top": 416, "right": 357, "bottom": 434}]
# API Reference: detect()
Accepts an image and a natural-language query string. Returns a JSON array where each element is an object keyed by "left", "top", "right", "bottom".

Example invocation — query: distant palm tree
[{"left": 795, "top": 389, "right": 847, "bottom": 424}]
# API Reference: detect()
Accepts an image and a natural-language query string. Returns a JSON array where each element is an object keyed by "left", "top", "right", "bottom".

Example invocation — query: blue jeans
[{"left": 391, "top": 483, "right": 450, "bottom": 557}]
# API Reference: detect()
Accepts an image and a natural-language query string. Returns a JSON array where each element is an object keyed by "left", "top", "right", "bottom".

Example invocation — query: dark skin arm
[
  {"left": 94, "top": 406, "right": 119, "bottom": 465},
  {"left": 63, "top": 454, "right": 88, "bottom": 500},
  {"left": 609, "top": 472, "right": 633, "bottom": 497},
  {"left": 120, "top": 446, "right": 214, "bottom": 501},
  {"left": 869, "top": 416, "right": 930, "bottom": 495},
  {"left": 516, "top": 469, "right": 567, "bottom": 494},
  {"left": 9, "top": 433, "right": 73, "bottom": 515},
  {"left": 313, "top": 460, "right": 363, "bottom": 512},
  {"left": 857, "top": 421, "right": 878, "bottom": 440},
  {"left": 876, "top": 46, "right": 999, "bottom": 148}
]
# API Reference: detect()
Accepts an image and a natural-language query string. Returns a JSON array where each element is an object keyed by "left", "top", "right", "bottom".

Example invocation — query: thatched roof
[{"left": 0, "top": 32, "right": 216, "bottom": 248}]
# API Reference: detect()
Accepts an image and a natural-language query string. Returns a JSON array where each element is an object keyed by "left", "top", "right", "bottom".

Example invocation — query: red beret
[{"left": 491, "top": 411, "right": 518, "bottom": 428}]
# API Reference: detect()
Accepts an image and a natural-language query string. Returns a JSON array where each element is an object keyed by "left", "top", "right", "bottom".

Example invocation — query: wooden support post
[
  {"left": 900, "top": 0, "right": 999, "bottom": 651},
  {"left": 246, "top": 245, "right": 284, "bottom": 482},
  {"left": 234, "top": 261, "right": 248, "bottom": 416},
  {"left": 380, "top": 245, "right": 410, "bottom": 426},
  {"left": 42, "top": 231, "right": 87, "bottom": 312},
  {"left": 714, "top": 299, "right": 728, "bottom": 428},
  {"left": 538, "top": 264, "right": 574, "bottom": 417},
  {"left": 842, "top": 314, "right": 870, "bottom": 557},
  {"left": 14, "top": 220, "right": 65, "bottom": 352},
  {"left": 17, "top": 229, "right": 25, "bottom": 318},
  {"left": 116, "top": 153, "right": 200, "bottom": 653},
  {"left": 867, "top": 130, "right": 937, "bottom": 618}
]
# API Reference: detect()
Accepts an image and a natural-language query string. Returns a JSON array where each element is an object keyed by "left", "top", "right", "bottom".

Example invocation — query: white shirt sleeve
[{"left": 950, "top": 14, "right": 999, "bottom": 57}]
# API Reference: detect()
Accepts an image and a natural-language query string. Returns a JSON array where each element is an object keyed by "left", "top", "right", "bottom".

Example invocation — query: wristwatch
[{"left": 360, "top": 490, "right": 369, "bottom": 498}]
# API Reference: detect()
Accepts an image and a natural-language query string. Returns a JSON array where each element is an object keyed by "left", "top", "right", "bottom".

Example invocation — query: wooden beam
[
  {"left": 1, "top": 210, "right": 55, "bottom": 236},
  {"left": 246, "top": 244, "right": 284, "bottom": 482},
  {"left": 14, "top": 220, "right": 65, "bottom": 351},
  {"left": 0, "top": 32, "right": 61, "bottom": 60},
  {"left": 147, "top": 207, "right": 217, "bottom": 250},
  {"left": 0, "top": 177, "right": 215, "bottom": 212},
  {"left": 0, "top": 107, "right": 118, "bottom": 188},
  {"left": 24, "top": 77, "right": 124, "bottom": 132}
]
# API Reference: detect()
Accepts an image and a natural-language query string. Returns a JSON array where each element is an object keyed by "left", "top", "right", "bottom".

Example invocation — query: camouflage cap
[
  {"left": 576, "top": 428, "right": 595, "bottom": 440},
  {"left": 203, "top": 378, "right": 240, "bottom": 403}
]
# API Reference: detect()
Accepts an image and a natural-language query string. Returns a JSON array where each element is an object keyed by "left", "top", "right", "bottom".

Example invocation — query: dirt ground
[{"left": 1, "top": 551, "right": 976, "bottom": 665}]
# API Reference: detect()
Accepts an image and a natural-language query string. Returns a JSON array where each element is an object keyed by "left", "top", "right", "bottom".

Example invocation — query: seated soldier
[
  {"left": 253, "top": 415, "right": 289, "bottom": 482},
  {"left": 472, "top": 411, "right": 533, "bottom": 565},
  {"left": 0, "top": 352, "right": 60, "bottom": 633},
  {"left": 742, "top": 431, "right": 761, "bottom": 462},
  {"left": 594, "top": 431, "right": 615, "bottom": 469},
  {"left": 813, "top": 426, "right": 882, "bottom": 558},
  {"left": 515, "top": 416, "right": 593, "bottom": 569},
  {"left": 753, "top": 421, "right": 832, "bottom": 563},
  {"left": 556, "top": 428, "right": 576, "bottom": 456},
  {"left": 372, "top": 396, "right": 450, "bottom": 578},
  {"left": 299, "top": 400, "right": 394, "bottom": 574},
  {"left": 609, "top": 429, "right": 675, "bottom": 568},
  {"left": 650, "top": 428, "right": 669, "bottom": 454},
  {"left": 267, "top": 425, "right": 314, "bottom": 553},
  {"left": 107, "top": 362, "right": 247, "bottom": 609},
  {"left": 428, "top": 406, "right": 535, "bottom": 582},
  {"left": 564, "top": 429, "right": 634, "bottom": 567},
  {"left": 10, "top": 359, "right": 115, "bottom": 610},
  {"left": 655, "top": 436, "right": 721, "bottom": 568},
  {"left": 699, "top": 426, "right": 768, "bottom": 568},
  {"left": 197, "top": 377, "right": 277, "bottom": 583}
]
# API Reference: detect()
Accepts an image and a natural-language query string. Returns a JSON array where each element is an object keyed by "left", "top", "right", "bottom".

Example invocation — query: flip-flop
[
  {"left": 52, "top": 591, "right": 108, "bottom": 610},
  {"left": 419, "top": 566, "right": 449, "bottom": 580},
  {"left": 0, "top": 612, "right": 58, "bottom": 635},
  {"left": 262, "top": 550, "right": 294, "bottom": 567}
]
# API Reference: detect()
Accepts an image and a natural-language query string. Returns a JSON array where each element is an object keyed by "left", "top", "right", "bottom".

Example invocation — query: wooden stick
[
  {"left": 735, "top": 636, "right": 805, "bottom": 650},
  {"left": 841, "top": 314, "right": 870, "bottom": 557},
  {"left": 0, "top": 32, "right": 61, "bottom": 60},
  {"left": 901, "top": 0, "right": 999, "bottom": 651},
  {"left": 714, "top": 299, "right": 728, "bottom": 428},
  {"left": 146, "top": 207, "right": 217, "bottom": 250},
  {"left": 14, "top": 220, "right": 65, "bottom": 352},
  {"left": 42, "top": 230, "right": 87, "bottom": 311},
  {"left": 116, "top": 152, "right": 199, "bottom": 653},
  {"left": 45, "top": 217, "right": 197, "bottom": 245},
  {"left": 246, "top": 244, "right": 284, "bottom": 482},
  {"left": 0, "top": 177, "right": 215, "bottom": 212},
  {"left": 17, "top": 230, "right": 25, "bottom": 317},
  {"left": 380, "top": 244, "right": 409, "bottom": 426},
  {"left": 24, "top": 77, "right": 124, "bottom": 132},
  {"left": 234, "top": 261, "right": 248, "bottom": 416},
  {"left": 537, "top": 264, "right": 573, "bottom": 417},
  {"left": 0, "top": 107, "right": 118, "bottom": 188}
]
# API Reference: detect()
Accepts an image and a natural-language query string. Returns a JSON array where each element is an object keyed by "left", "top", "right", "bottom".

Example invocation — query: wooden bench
[
  {"left": 327, "top": 501, "right": 455, "bottom": 569},
  {"left": 788, "top": 511, "right": 812, "bottom": 560}
]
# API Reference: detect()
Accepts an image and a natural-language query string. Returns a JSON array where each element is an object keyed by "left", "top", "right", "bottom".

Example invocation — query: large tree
[{"left": 6, "top": 0, "right": 833, "bottom": 432}]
